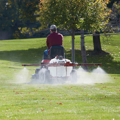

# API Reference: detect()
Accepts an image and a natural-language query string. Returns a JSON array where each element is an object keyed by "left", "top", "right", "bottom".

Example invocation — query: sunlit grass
[{"left": 0, "top": 34, "right": 120, "bottom": 119}]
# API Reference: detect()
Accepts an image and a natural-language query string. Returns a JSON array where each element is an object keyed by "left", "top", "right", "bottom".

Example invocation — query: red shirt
[{"left": 47, "top": 32, "right": 63, "bottom": 49}]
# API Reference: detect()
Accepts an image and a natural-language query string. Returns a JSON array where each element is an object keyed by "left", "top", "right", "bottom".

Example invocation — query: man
[{"left": 43, "top": 25, "right": 63, "bottom": 59}]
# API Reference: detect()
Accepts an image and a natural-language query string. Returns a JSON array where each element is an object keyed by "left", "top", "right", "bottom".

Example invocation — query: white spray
[
  {"left": 14, "top": 66, "right": 112, "bottom": 85},
  {"left": 76, "top": 66, "right": 112, "bottom": 85},
  {"left": 15, "top": 67, "right": 29, "bottom": 84}
]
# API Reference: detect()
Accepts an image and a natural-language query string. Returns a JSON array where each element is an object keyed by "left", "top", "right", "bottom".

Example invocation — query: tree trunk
[
  {"left": 93, "top": 31, "right": 102, "bottom": 54},
  {"left": 81, "top": 30, "right": 88, "bottom": 71},
  {"left": 71, "top": 30, "right": 75, "bottom": 63}
]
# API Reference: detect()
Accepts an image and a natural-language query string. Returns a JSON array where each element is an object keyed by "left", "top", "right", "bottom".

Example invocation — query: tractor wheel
[
  {"left": 30, "top": 74, "right": 39, "bottom": 83},
  {"left": 30, "top": 68, "right": 41, "bottom": 83},
  {"left": 38, "top": 68, "right": 52, "bottom": 84},
  {"left": 35, "top": 68, "right": 41, "bottom": 74},
  {"left": 70, "top": 69, "right": 77, "bottom": 83}
]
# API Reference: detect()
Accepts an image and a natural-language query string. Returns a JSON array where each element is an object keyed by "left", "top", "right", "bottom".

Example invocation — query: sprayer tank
[{"left": 48, "top": 58, "right": 72, "bottom": 77}]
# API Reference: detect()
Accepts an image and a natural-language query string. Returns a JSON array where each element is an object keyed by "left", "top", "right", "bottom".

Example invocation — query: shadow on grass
[
  {"left": 0, "top": 48, "right": 119, "bottom": 74},
  {"left": 65, "top": 49, "right": 120, "bottom": 74},
  {"left": 0, "top": 46, "right": 47, "bottom": 64}
]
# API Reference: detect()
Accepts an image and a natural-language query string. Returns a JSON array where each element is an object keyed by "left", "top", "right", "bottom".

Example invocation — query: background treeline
[{"left": 0, "top": 0, "right": 119, "bottom": 40}]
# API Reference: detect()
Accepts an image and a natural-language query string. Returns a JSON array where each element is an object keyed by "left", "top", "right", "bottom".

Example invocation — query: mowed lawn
[{"left": 0, "top": 34, "right": 120, "bottom": 120}]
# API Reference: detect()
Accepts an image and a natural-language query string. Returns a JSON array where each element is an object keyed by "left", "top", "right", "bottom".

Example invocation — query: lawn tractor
[{"left": 22, "top": 46, "right": 102, "bottom": 84}]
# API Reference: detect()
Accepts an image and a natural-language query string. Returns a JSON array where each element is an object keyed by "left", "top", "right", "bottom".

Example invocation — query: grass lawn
[{"left": 0, "top": 34, "right": 120, "bottom": 120}]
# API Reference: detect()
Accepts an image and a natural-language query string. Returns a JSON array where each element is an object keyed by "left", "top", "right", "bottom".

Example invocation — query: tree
[
  {"left": 0, "top": 0, "right": 39, "bottom": 39},
  {"left": 18, "top": 0, "right": 39, "bottom": 22},
  {"left": 38, "top": 0, "right": 111, "bottom": 68},
  {"left": 110, "top": 1, "right": 120, "bottom": 27},
  {"left": 102, "top": 1, "right": 120, "bottom": 38},
  {"left": 18, "top": 0, "right": 40, "bottom": 38},
  {"left": 93, "top": 0, "right": 120, "bottom": 55},
  {"left": 93, "top": 31, "right": 102, "bottom": 54},
  {"left": 81, "top": 30, "right": 88, "bottom": 70},
  {"left": 0, "top": 0, "right": 18, "bottom": 30}
]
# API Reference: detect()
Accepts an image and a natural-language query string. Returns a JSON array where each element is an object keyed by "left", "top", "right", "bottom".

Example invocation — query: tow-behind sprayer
[{"left": 22, "top": 46, "right": 102, "bottom": 84}]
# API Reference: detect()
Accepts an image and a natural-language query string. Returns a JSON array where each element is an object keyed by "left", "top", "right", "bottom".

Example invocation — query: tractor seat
[{"left": 48, "top": 46, "right": 65, "bottom": 59}]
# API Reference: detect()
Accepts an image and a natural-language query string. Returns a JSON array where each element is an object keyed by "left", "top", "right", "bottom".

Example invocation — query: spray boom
[{"left": 22, "top": 63, "right": 102, "bottom": 67}]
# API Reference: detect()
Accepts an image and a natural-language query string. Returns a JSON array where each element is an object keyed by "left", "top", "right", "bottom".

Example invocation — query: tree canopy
[
  {"left": 38, "top": 0, "right": 111, "bottom": 63},
  {"left": 0, "top": 0, "right": 39, "bottom": 39},
  {"left": 18, "top": 0, "right": 39, "bottom": 22},
  {"left": 39, "top": 0, "right": 111, "bottom": 33},
  {"left": 0, "top": 0, "right": 19, "bottom": 30}
]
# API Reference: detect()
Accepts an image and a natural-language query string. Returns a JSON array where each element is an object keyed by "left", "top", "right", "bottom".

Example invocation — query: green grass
[{"left": 0, "top": 34, "right": 120, "bottom": 120}]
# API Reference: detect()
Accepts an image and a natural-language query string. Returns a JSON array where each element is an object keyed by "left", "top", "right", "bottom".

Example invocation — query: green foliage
[
  {"left": 106, "top": 1, "right": 120, "bottom": 33},
  {"left": 113, "top": 1, "right": 120, "bottom": 14},
  {"left": 0, "top": 0, "right": 39, "bottom": 39},
  {"left": 39, "top": 0, "right": 111, "bottom": 33},
  {"left": 0, "top": 0, "right": 19, "bottom": 30},
  {"left": 18, "top": 0, "right": 39, "bottom": 22}
]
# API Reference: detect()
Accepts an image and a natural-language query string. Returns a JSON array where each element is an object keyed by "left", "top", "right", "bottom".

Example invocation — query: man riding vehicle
[{"left": 43, "top": 25, "right": 63, "bottom": 59}]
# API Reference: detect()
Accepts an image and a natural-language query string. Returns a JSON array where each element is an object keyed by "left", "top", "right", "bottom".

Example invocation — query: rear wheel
[
  {"left": 31, "top": 74, "right": 39, "bottom": 83},
  {"left": 38, "top": 68, "right": 52, "bottom": 84},
  {"left": 30, "top": 68, "right": 41, "bottom": 83},
  {"left": 35, "top": 68, "right": 41, "bottom": 74}
]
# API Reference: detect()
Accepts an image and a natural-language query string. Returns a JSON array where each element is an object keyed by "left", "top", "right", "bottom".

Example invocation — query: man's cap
[{"left": 50, "top": 25, "right": 57, "bottom": 30}]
